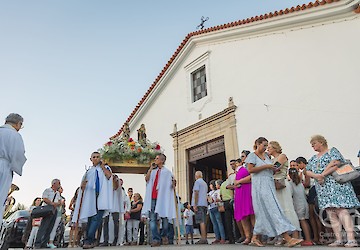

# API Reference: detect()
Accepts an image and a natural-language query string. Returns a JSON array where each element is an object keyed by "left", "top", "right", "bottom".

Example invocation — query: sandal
[
  {"left": 249, "top": 239, "right": 264, "bottom": 247},
  {"left": 285, "top": 238, "right": 303, "bottom": 247},
  {"left": 274, "top": 238, "right": 286, "bottom": 246},
  {"left": 344, "top": 240, "right": 358, "bottom": 248},
  {"left": 328, "top": 240, "right": 344, "bottom": 247},
  {"left": 241, "top": 238, "right": 251, "bottom": 245}
]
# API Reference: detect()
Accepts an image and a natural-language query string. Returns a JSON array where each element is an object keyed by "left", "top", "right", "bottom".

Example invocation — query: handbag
[
  {"left": 31, "top": 193, "right": 57, "bottom": 218},
  {"left": 217, "top": 202, "right": 225, "bottom": 212},
  {"left": 124, "top": 212, "right": 130, "bottom": 220},
  {"left": 332, "top": 162, "right": 360, "bottom": 184},
  {"left": 274, "top": 178, "right": 286, "bottom": 190}
]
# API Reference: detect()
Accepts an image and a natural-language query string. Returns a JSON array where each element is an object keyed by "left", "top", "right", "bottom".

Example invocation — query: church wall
[{"left": 129, "top": 16, "right": 360, "bottom": 185}]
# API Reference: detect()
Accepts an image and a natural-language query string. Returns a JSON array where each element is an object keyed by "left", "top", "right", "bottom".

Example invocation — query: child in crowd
[
  {"left": 183, "top": 202, "right": 194, "bottom": 244},
  {"left": 288, "top": 167, "right": 313, "bottom": 246}
]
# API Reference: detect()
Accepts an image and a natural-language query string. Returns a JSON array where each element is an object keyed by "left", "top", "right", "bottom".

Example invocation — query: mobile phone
[{"left": 274, "top": 162, "right": 281, "bottom": 168}]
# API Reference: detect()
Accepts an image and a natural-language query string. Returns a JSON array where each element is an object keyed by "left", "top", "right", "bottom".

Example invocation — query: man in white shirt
[
  {"left": 0, "top": 113, "right": 26, "bottom": 225},
  {"left": 34, "top": 179, "right": 63, "bottom": 249}
]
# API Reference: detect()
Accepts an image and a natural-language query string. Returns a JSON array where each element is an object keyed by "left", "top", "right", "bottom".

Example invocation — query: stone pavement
[{"left": 52, "top": 243, "right": 345, "bottom": 249}]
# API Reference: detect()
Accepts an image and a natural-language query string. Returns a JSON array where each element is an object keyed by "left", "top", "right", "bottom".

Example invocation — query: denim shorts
[{"left": 185, "top": 225, "right": 194, "bottom": 234}]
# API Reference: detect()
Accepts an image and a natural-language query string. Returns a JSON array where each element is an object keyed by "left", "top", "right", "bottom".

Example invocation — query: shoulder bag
[
  {"left": 217, "top": 202, "right": 225, "bottom": 212},
  {"left": 31, "top": 193, "right": 57, "bottom": 218},
  {"left": 332, "top": 162, "right": 360, "bottom": 184},
  {"left": 274, "top": 179, "right": 286, "bottom": 190}
]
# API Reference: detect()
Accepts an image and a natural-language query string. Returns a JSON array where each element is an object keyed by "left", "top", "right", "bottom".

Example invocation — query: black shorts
[{"left": 307, "top": 186, "right": 317, "bottom": 205}]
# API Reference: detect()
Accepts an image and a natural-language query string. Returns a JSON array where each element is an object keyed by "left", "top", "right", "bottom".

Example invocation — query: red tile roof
[{"left": 110, "top": 0, "right": 358, "bottom": 139}]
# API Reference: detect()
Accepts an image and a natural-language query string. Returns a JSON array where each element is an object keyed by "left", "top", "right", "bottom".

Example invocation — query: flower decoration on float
[{"left": 99, "top": 137, "right": 163, "bottom": 164}]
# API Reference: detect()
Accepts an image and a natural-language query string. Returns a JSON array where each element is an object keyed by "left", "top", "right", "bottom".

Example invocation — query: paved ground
[
  {"left": 35, "top": 243, "right": 346, "bottom": 249},
  {"left": 9, "top": 240, "right": 347, "bottom": 250}
]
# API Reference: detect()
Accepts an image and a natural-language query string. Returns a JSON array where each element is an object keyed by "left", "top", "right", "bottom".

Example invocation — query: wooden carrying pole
[
  {"left": 173, "top": 189, "right": 181, "bottom": 245},
  {"left": 73, "top": 188, "right": 85, "bottom": 247}
]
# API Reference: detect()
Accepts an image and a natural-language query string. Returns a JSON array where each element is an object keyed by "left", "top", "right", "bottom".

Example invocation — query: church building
[{"left": 110, "top": 0, "right": 360, "bottom": 200}]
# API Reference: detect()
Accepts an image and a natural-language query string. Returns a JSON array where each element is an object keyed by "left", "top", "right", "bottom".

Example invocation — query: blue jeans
[
  {"left": 86, "top": 210, "right": 105, "bottom": 244},
  {"left": 149, "top": 199, "right": 169, "bottom": 243},
  {"left": 209, "top": 207, "right": 225, "bottom": 240}
]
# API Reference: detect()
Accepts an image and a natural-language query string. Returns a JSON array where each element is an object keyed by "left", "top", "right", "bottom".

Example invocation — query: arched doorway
[{"left": 171, "top": 99, "right": 239, "bottom": 201}]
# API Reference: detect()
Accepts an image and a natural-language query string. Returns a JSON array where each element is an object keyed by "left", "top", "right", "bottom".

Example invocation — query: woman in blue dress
[
  {"left": 306, "top": 135, "right": 359, "bottom": 247},
  {"left": 246, "top": 137, "right": 303, "bottom": 247}
]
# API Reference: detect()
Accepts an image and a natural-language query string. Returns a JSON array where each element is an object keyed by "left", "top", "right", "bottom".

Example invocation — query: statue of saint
[
  {"left": 122, "top": 122, "right": 130, "bottom": 141},
  {"left": 137, "top": 124, "right": 147, "bottom": 146}
]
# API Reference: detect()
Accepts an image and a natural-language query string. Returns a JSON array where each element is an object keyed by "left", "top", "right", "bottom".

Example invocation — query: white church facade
[{"left": 110, "top": 0, "right": 360, "bottom": 200}]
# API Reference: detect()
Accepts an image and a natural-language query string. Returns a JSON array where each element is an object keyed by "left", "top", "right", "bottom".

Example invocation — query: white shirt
[
  {"left": 183, "top": 208, "right": 194, "bottom": 226},
  {"left": 42, "top": 187, "right": 61, "bottom": 204}
]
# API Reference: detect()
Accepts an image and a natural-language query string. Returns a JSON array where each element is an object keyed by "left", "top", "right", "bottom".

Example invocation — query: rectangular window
[
  {"left": 191, "top": 66, "right": 207, "bottom": 102},
  {"left": 212, "top": 168, "right": 222, "bottom": 180}
]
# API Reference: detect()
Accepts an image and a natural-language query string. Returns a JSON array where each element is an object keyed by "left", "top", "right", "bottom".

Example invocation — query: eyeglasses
[
  {"left": 128, "top": 190, "right": 133, "bottom": 192},
  {"left": 241, "top": 155, "right": 246, "bottom": 158},
  {"left": 92, "top": 156, "right": 100, "bottom": 159}
]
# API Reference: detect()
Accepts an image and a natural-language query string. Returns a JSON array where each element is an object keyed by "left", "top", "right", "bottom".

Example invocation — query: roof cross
[{"left": 197, "top": 16, "right": 209, "bottom": 30}]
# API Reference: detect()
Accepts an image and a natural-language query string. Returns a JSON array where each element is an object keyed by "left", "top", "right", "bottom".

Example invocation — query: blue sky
[{"left": 0, "top": 0, "right": 306, "bottom": 209}]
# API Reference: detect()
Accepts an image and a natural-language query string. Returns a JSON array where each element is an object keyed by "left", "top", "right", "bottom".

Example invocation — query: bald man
[{"left": 191, "top": 171, "right": 208, "bottom": 244}]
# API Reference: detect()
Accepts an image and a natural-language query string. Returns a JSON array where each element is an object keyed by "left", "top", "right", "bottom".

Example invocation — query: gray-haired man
[
  {"left": 0, "top": 113, "right": 27, "bottom": 225},
  {"left": 35, "top": 179, "right": 63, "bottom": 249}
]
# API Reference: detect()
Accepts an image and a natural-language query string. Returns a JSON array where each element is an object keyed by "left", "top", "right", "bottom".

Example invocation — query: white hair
[
  {"left": 5, "top": 113, "right": 23, "bottom": 124},
  {"left": 195, "top": 171, "right": 203, "bottom": 178},
  {"left": 51, "top": 179, "right": 60, "bottom": 185}
]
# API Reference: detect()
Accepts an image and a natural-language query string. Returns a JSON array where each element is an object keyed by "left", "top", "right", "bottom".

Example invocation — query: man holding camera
[
  {"left": 34, "top": 179, "right": 63, "bottom": 249},
  {"left": 143, "top": 154, "right": 176, "bottom": 247}
]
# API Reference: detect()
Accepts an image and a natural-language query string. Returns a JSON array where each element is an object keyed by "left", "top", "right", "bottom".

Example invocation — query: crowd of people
[
  {"left": 185, "top": 136, "right": 360, "bottom": 248},
  {"left": 1, "top": 113, "right": 360, "bottom": 249}
]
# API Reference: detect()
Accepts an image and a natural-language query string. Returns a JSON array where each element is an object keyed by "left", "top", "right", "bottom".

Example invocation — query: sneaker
[
  {"left": 82, "top": 244, "right": 93, "bottom": 249},
  {"left": 211, "top": 239, "right": 220, "bottom": 245},
  {"left": 99, "top": 242, "right": 109, "bottom": 247},
  {"left": 191, "top": 240, "right": 194, "bottom": 244},
  {"left": 151, "top": 241, "right": 160, "bottom": 247},
  {"left": 48, "top": 243, "right": 57, "bottom": 249},
  {"left": 195, "top": 239, "right": 208, "bottom": 245},
  {"left": 161, "top": 237, "right": 169, "bottom": 245},
  {"left": 186, "top": 241, "right": 189, "bottom": 245}
]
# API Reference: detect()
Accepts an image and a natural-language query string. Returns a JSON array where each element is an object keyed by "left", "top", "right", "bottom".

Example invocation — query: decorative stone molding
[{"left": 170, "top": 103, "right": 239, "bottom": 200}]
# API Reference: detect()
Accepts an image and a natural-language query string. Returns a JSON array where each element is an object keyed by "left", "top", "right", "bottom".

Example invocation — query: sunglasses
[{"left": 288, "top": 168, "right": 298, "bottom": 173}]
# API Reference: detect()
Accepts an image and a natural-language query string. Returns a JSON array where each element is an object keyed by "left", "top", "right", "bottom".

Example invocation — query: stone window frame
[{"left": 184, "top": 51, "right": 212, "bottom": 112}]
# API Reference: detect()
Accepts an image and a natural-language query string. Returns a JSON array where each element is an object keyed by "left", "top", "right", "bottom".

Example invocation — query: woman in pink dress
[{"left": 234, "top": 150, "right": 254, "bottom": 245}]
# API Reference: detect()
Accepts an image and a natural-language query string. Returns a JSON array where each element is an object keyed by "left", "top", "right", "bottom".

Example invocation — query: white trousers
[
  {"left": 26, "top": 226, "right": 39, "bottom": 247},
  {"left": 117, "top": 214, "right": 125, "bottom": 245},
  {"left": 126, "top": 219, "right": 140, "bottom": 243},
  {"left": 0, "top": 163, "right": 13, "bottom": 226},
  {"left": 50, "top": 216, "right": 62, "bottom": 241}
]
